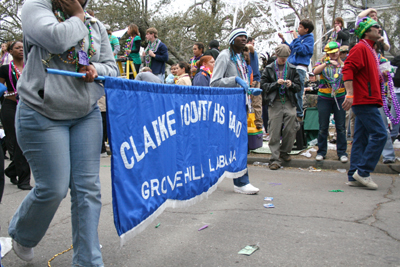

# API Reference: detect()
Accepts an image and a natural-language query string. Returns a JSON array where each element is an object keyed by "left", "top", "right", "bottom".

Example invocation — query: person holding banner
[
  {"left": 8, "top": 0, "right": 118, "bottom": 265},
  {"left": 210, "top": 28, "right": 259, "bottom": 195}
]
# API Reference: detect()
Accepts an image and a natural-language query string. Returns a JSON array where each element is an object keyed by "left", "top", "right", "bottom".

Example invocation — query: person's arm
[
  {"left": 130, "top": 39, "right": 141, "bottom": 54},
  {"left": 113, "top": 37, "right": 120, "bottom": 55},
  {"left": 260, "top": 67, "right": 280, "bottom": 94},
  {"left": 90, "top": 23, "right": 119, "bottom": 77},
  {"left": 313, "top": 61, "right": 326, "bottom": 75},
  {"left": 289, "top": 66, "right": 301, "bottom": 93},
  {"left": 342, "top": 81, "right": 353, "bottom": 111},
  {"left": 21, "top": 0, "right": 88, "bottom": 54},
  {"left": 382, "top": 31, "right": 390, "bottom": 51}
]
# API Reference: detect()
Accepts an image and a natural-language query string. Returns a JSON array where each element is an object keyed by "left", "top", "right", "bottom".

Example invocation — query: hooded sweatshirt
[
  {"left": 284, "top": 33, "right": 314, "bottom": 66},
  {"left": 18, "top": 0, "right": 118, "bottom": 120}
]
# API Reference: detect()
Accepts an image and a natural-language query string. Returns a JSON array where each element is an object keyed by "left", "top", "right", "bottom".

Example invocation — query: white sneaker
[
  {"left": 100, "top": 152, "right": 108, "bottom": 158},
  {"left": 316, "top": 155, "right": 324, "bottom": 161},
  {"left": 13, "top": 239, "right": 34, "bottom": 262},
  {"left": 346, "top": 181, "right": 365, "bottom": 187},
  {"left": 340, "top": 156, "right": 348, "bottom": 163},
  {"left": 353, "top": 170, "right": 378, "bottom": 190},
  {"left": 234, "top": 184, "right": 259, "bottom": 195}
]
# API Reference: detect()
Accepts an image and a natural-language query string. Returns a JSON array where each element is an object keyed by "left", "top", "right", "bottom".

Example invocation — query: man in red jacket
[{"left": 342, "top": 17, "right": 387, "bottom": 190}]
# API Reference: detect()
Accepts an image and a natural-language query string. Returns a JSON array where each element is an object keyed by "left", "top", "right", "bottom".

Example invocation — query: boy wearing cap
[
  {"left": 342, "top": 17, "right": 387, "bottom": 190},
  {"left": 211, "top": 28, "right": 259, "bottom": 195},
  {"left": 260, "top": 44, "right": 301, "bottom": 170}
]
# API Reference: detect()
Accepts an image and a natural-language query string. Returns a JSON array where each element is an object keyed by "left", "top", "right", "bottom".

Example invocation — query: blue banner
[{"left": 105, "top": 77, "right": 248, "bottom": 245}]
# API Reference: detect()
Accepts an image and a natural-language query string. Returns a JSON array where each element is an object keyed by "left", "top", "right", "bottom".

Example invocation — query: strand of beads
[{"left": 124, "top": 38, "right": 132, "bottom": 56}]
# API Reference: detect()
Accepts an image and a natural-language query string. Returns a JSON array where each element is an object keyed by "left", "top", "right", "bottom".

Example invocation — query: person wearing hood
[
  {"left": 8, "top": 0, "right": 118, "bottom": 265},
  {"left": 278, "top": 19, "right": 315, "bottom": 121}
]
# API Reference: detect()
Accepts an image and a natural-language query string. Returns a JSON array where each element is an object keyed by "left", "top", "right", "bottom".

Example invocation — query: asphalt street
[{"left": 1, "top": 157, "right": 399, "bottom": 266}]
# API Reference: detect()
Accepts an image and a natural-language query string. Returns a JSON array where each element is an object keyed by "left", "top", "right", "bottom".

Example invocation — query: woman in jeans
[
  {"left": 8, "top": 0, "right": 118, "bottom": 265},
  {"left": 313, "top": 42, "right": 348, "bottom": 163}
]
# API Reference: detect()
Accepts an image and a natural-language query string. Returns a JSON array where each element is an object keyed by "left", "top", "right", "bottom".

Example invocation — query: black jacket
[{"left": 260, "top": 61, "right": 301, "bottom": 107}]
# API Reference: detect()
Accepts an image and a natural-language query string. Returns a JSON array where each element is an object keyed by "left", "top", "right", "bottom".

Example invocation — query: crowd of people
[{"left": 0, "top": 1, "right": 399, "bottom": 265}]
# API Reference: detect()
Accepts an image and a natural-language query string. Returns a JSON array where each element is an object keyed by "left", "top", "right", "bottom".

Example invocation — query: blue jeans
[
  {"left": 317, "top": 96, "right": 347, "bottom": 158},
  {"left": 348, "top": 105, "right": 387, "bottom": 181},
  {"left": 233, "top": 170, "right": 250, "bottom": 187},
  {"left": 9, "top": 101, "right": 103, "bottom": 267},
  {"left": 295, "top": 69, "right": 306, "bottom": 118},
  {"left": 379, "top": 107, "right": 395, "bottom": 161}
]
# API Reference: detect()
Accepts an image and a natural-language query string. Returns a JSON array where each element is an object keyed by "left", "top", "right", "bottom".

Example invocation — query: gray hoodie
[
  {"left": 210, "top": 49, "right": 239, "bottom": 88},
  {"left": 18, "top": 0, "right": 118, "bottom": 120}
]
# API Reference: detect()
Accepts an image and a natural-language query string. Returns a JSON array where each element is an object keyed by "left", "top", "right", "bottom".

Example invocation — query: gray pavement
[{"left": 1, "top": 157, "right": 400, "bottom": 266}]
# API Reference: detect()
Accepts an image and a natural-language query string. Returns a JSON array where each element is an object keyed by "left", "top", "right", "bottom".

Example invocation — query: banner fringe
[{"left": 119, "top": 168, "right": 247, "bottom": 247}]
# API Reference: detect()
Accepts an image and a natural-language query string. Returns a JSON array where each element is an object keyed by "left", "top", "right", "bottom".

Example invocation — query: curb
[{"left": 247, "top": 156, "right": 400, "bottom": 175}]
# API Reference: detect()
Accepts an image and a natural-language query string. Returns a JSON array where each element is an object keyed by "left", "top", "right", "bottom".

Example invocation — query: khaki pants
[
  {"left": 250, "top": 81, "right": 263, "bottom": 129},
  {"left": 268, "top": 99, "right": 298, "bottom": 164}
]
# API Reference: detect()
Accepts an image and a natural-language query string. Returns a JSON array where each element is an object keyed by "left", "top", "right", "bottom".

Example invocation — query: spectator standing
[
  {"left": 189, "top": 42, "right": 204, "bottom": 79},
  {"left": 342, "top": 17, "right": 387, "bottom": 189},
  {"left": 211, "top": 28, "right": 259, "bottom": 195},
  {"left": 203, "top": 40, "right": 220, "bottom": 60},
  {"left": 246, "top": 37, "right": 263, "bottom": 130},
  {"left": 260, "top": 44, "right": 301, "bottom": 170},
  {"left": 0, "top": 41, "right": 32, "bottom": 190},
  {"left": 192, "top": 55, "right": 215, "bottom": 87},
  {"left": 125, "top": 23, "right": 142, "bottom": 75},
  {"left": 328, "top": 17, "right": 350, "bottom": 46},
  {"left": 105, "top": 24, "right": 120, "bottom": 59},
  {"left": 278, "top": 19, "right": 315, "bottom": 120},
  {"left": 313, "top": 42, "right": 348, "bottom": 163},
  {"left": 97, "top": 96, "right": 108, "bottom": 158},
  {"left": 143, "top": 27, "right": 168, "bottom": 83}
]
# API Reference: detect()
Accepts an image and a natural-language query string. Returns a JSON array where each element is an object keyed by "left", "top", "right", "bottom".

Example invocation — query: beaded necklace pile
[
  {"left": 43, "top": 10, "right": 96, "bottom": 71},
  {"left": 124, "top": 37, "right": 133, "bottom": 56},
  {"left": 274, "top": 60, "right": 288, "bottom": 104},
  {"left": 361, "top": 39, "right": 400, "bottom": 124},
  {"left": 144, "top": 39, "right": 161, "bottom": 67}
]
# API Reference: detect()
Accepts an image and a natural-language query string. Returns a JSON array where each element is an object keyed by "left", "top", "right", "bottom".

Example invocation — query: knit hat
[
  {"left": 229, "top": 28, "right": 248, "bottom": 44},
  {"left": 324, "top": 41, "right": 340, "bottom": 54},
  {"left": 355, "top": 17, "right": 378, "bottom": 39},
  {"left": 104, "top": 24, "right": 111, "bottom": 30},
  {"left": 275, "top": 44, "right": 291, "bottom": 58}
]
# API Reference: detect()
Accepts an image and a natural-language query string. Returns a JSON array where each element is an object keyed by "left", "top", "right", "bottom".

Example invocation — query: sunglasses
[{"left": 371, "top": 24, "right": 381, "bottom": 29}]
